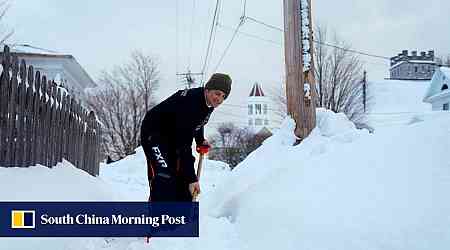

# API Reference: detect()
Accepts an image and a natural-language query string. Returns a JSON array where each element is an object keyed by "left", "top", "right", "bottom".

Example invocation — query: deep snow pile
[
  {"left": 209, "top": 108, "right": 450, "bottom": 250},
  {"left": 367, "top": 80, "right": 432, "bottom": 128},
  {"left": 0, "top": 160, "right": 117, "bottom": 201},
  {"left": 100, "top": 147, "right": 231, "bottom": 201},
  {"left": 0, "top": 151, "right": 235, "bottom": 250},
  {"left": 0, "top": 161, "right": 118, "bottom": 250},
  {"left": 1, "top": 108, "right": 449, "bottom": 249}
]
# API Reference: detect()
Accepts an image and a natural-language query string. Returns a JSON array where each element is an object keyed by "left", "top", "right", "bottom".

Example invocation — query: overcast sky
[{"left": 4, "top": 0, "right": 450, "bottom": 129}]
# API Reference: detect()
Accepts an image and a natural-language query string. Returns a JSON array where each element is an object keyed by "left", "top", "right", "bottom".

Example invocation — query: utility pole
[
  {"left": 283, "top": 0, "right": 316, "bottom": 142},
  {"left": 362, "top": 70, "right": 367, "bottom": 113},
  {"left": 176, "top": 71, "right": 203, "bottom": 89}
]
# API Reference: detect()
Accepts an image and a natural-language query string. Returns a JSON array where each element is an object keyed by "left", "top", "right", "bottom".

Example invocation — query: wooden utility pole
[
  {"left": 283, "top": 0, "right": 316, "bottom": 142},
  {"left": 176, "top": 71, "right": 203, "bottom": 89}
]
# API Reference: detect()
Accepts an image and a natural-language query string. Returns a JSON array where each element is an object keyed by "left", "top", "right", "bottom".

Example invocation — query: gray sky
[{"left": 4, "top": 0, "right": 450, "bottom": 129}]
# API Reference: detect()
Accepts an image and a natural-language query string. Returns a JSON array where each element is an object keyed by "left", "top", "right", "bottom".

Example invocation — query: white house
[
  {"left": 247, "top": 82, "right": 271, "bottom": 133},
  {"left": 423, "top": 67, "right": 450, "bottom": 111},
  {"left": 7, "top": 44, "right": 97, "bottom": 99}
]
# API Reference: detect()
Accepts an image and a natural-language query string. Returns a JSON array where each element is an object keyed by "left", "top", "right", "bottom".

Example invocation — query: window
[
  {"left": 255, "top": 119, "right": 262, "bottom": 125},
  {"left": 249, "top": 119, "right": 253, "bottom": 125},
  {"left": 263, "top": 104, "right": 268, "bottom": 114},
  {"left": 443, "top": 103, "right": 449, "bottom": 111},
  {"left": 264, "top": 119, "right": 269, "bottom": 125},
  {"left": 255, "top": 104, "right": 262, "bottom": 114},
  {"left": 248, "top": 104, "right": 253, "bottom": 115},
  {"left": 442, "top": 84, "right": 448, "bottom": 91},
  {"left": 415, "top": 66, "right": 418, "bottom": 73}
]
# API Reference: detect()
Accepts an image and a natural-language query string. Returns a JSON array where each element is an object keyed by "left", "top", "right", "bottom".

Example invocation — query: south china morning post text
[
  {"left": 40, "top": 213, "right": 186, "bottom": 227},
  {"left": 0, "top": 202, "right": 199, "bottom": 237}
]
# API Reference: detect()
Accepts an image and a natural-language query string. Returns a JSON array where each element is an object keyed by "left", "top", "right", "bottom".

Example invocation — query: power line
[
  {"left": 175, "top": 0, "right": 179, "bottom": 79},
  {"left": 188, "top": 0, "right": 197, "bottom": 70},
  {"left": 316, "top": 40, "right": 390, "bottom": 60},
  {"left": 200, "top": 0, "right": 221, "bottom": 85},
  {"left": 243, "top": 15, "right": 392, "bottom": 61},
  {"left": 245, "top": 16, "right": 283, "bottom": 32},
  {"left": 217, "top": 23, "right": 282, "bottom": 46},
  {"left": 213, "top": 15, "right": 246, "bottom": 72},
  {"left": 212, "top": 0, "right": 248, "bottom": 73}
]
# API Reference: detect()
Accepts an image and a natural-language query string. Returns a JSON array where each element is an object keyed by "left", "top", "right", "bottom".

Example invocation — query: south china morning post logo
[
  {"left": 0, "top": 202, "right": 198, "bottom": 237},
  {"left": 11, "top": 210, "right": 35, "bottom": 229}
]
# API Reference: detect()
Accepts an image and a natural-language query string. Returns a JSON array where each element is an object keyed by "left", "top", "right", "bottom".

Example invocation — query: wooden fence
[{"left": 0, "top": 45, "right": 102, "bottom": 176}]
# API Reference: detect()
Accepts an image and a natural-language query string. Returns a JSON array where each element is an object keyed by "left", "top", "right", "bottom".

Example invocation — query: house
[
  {"left": 423, "top": 67, "right": 450, "bottom": 111},
  {"left": 390, "top": 50, "right": 436, "bottom": 80},
  {"left": 3, "top": 44, "right": 97, "bottom": 99}
]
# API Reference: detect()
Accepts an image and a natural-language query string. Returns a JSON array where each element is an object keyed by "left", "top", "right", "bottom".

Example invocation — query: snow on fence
[{"left": 0, "top": 45, "right": 102, "bottom": 176}]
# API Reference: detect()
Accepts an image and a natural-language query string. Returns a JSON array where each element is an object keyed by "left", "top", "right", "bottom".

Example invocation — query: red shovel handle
[{"left": 196, "top": 145, "right": 210, "bottom": 154}]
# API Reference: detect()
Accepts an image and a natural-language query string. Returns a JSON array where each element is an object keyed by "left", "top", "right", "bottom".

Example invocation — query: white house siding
[
  {"left": 423, "top": 67, "right": 450, "bottom": 111},
  {"left": 429, "top": 91, "right": 450, "bottom": 111}
]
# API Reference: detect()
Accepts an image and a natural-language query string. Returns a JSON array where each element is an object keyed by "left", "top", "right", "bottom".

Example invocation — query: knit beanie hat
[{"left": 205, "top": 73, "right": 232, "bottom": 99}]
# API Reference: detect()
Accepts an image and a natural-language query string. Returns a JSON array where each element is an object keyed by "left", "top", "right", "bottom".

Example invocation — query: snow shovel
[{"left": 192, "top": 145, "right": 210, "bottom": 201}]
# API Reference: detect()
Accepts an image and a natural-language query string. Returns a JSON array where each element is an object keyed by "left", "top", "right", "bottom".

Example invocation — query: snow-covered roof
[
  {"left": 2, "top": 44, "right": 97, "bottom": 90},
  {"left": 8, "top": 44, "right": 66, "bottom": 56},
  {"left": 390, "top": 60, "right": 436, "bottom": 69},
  {"left": 390, "top": 61, "right": 404, "bottom": 69},
  {"left": 409, "top": 60, "right": 435, "bottom": 64},
  {"left": 423, "top": 67, "right": 450, "bottom": 102},
  {"left": 249, "top": 82, "right": 265, "bottom": 97}
]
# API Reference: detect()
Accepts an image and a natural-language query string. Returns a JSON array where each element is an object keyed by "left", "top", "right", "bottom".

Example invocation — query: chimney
[
  {"left": 402, "top": 50, "right": 408, "bottom": 56},
  {"left": 411, "top": 51, "right": 417, "bottom": 57},
  {"left": 420, "top": 51, "right": 426, "bottom": 57},
  {"left": 428, "top": 50, "right": 434, "bottom": 59}
]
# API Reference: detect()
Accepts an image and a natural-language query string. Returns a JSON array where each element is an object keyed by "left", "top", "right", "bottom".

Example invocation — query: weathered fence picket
[{"left": 0, "top": 45, "right": 102, "bottom": 176}]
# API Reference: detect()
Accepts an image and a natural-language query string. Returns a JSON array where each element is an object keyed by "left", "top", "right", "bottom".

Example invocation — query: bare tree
[
  {"left": 272, "top": 25, "right": 370, "bottom": 125},
  {"left": 267, "top": 84, "right": 287, "bottom": 123},
  {"left": 314, "top": 26, "right": 369, "bottom": 124},
  {"left": 209, "top": 123, "right": 271, "bottom": 169},
  {"left": 86, "top": 50, "right": 160, "bottom": 159}
]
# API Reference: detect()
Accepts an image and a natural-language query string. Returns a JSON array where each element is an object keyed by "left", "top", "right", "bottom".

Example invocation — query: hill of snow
[
  {"left": 209, "top": 109, "right": 450, "bottom": 250},
  {"left": 367, "top": 79, "right": 432, "bottom": 128},
  {"left": 1, "top": 78, "right": 449, "bottom": 250}
]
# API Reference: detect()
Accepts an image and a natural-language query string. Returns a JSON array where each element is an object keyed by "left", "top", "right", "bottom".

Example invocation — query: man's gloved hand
[
  {"left": 196, "top": 139, "right": 211, "bottom": 154},
  {"left": 189, "top": 181, "right": 201, "bottom": 197}
]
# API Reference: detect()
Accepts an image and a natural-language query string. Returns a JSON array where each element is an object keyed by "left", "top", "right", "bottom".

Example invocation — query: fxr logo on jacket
[{"left": 152, "top": 146, "right": 168, "bottom": 168}]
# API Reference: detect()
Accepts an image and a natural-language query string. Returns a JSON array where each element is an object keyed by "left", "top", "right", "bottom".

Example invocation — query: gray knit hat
[{"left": 205, "top": 73, "right": 232, "bottom": 99}]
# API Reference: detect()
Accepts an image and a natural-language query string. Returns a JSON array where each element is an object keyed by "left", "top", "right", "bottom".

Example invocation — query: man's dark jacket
[{"left": 141, "top": 87, "right": 213, "bottom": 184}]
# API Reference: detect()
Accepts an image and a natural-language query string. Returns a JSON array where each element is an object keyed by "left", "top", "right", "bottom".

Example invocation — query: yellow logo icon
[{"left": 11, "top": 210, "right": 35, "bottom": 229}]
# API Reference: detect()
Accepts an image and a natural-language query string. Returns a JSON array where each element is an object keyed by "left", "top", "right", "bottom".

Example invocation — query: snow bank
[
  {"left": 367, "top": 80, "right": 432, "bottom": 128},
  {"left": 210, "top": 109, "right": 450, "bottom": 250},
  {"left": 0, "top": 161, "right": 119, "bottom": 250},
  {"left": 99, "top": 147, "right": 150, "bottom": 200},
  {"left": 0, "top": 160, "right": 116, "bottom": 201},
  {"left": 316, "top": 108, "right": 356, "bottom": 137},
  {"left": 99, "top": 147, "right": 231, "bottom": 201}
]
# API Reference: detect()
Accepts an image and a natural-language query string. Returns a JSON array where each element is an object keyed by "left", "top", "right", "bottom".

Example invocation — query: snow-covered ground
[
  {"left": 1, "top": 79, "right": 449, "bottom": 250},
  {"left": 367, "top": 79, "right": 432, "bottom": 128}
]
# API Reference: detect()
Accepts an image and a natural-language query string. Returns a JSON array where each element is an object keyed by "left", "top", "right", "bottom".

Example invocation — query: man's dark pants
[{"left": 141, "top": 135, "right": 194, "bottom": 202}]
